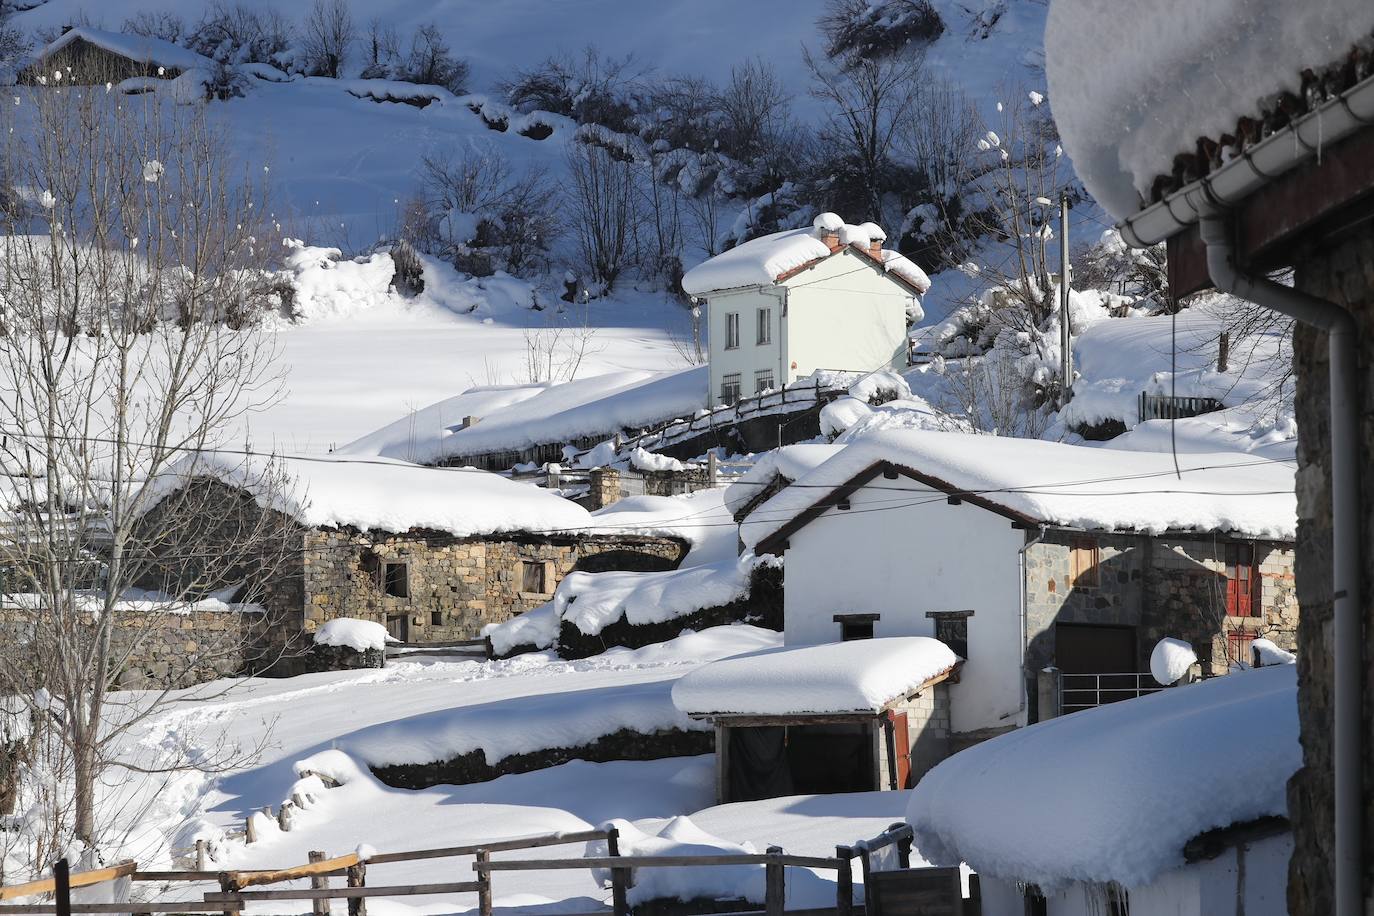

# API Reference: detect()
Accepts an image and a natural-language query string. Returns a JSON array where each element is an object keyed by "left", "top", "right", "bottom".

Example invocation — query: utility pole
[{"left": 1059, "top": 190, "right": 1073, "bottom": 406}]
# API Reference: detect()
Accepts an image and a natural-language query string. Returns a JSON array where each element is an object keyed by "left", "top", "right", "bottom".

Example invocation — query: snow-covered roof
[
  {"left": 338, "top": 367, "right": 707, "bottom": 464},
  {"left": 723, "top": 443, "right": 845, "bottom": 519},
  {"left": 740, "top": 429, "right": 1297, "bottom": 550},
  {"left": 1045, "top": 1, "right": 1374, "bottom": 220},
  {"left": 681, "top": 213, "right": 930, "bottom": 296},
  {"left": 672, "top": 637, "right": 959, "bottom": 717},
  {"left": 34, "top": 27, "right": 214, "bottom": 75},
  {"left": 142, "top": 452, "right": 592, "bottom": 538},
  {"left": 907, "top": 665, "right": 1299, "bottom": 889}
]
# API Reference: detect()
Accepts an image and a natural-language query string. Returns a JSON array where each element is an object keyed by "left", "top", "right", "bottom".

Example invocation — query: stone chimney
[
  {"left": 821, "top": 228, "right": 841, "bottom": 252},
  {"left": 460, "top": 416, "right": 481, "bottom": 429},
  {"left": 867, "top": 238, "right": 884, "bottom": 260}
]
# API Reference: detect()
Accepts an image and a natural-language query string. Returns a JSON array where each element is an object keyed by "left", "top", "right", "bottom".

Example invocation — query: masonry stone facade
[
  {"left": 1287, "top": 218, "right": 1374, "bottom": 916},
  {"left": 1023, "top": 529, "right": 1298, "bottom": 683}
]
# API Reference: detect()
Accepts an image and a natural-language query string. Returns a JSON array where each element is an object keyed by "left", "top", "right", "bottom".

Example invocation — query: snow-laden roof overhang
[
  {"left": 33, "top": 27, "right": 215, "bottom": 74},
  {"left": 671, "top": 636, "right": 960, "bottom": 718}
]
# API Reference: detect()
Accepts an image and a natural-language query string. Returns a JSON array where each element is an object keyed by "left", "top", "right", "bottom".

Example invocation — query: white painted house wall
[
  {"left": 780, "top": 476, "right": 1027, "bottom": 734},
  {"left": 977, "top": 831, "right": 1292, "bottom": 916},
  {"left": 702, "top": 249, "right": 913, "bottom": 408}
]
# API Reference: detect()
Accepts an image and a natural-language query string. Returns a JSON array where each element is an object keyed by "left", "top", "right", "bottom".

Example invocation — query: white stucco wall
[
  {"left": 781, "top": 249, "right": 911, "bottom": 382},
  {"left": 977, "top": 831, "right": 1292, "bottom": 916},
  {"left": 705, "top": 286, "right": 785, "bottom": 407},
  {"left": 780, "top": 476, "right": 1027, "bottom": 734}
]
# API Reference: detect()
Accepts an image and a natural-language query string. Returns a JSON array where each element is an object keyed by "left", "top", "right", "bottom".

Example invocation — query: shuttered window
[
  {"left": 1224, "top": 543, "right": 1258, "bottom": 617},
  {"left": 725, "top": 312, "right": 740, "bottom": 349},
  {"left": 1070, "top": 538, "right": 1100, "bottom": 588}
]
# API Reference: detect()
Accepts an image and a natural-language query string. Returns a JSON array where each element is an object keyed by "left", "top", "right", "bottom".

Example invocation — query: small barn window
[
  {"left": 430, "top": 610, "right": 444, "bottom": 627},
  {"left": 754, "top": 368, "right": 775, "bottom": 393},
  {"left": 1070, "top": 538, "right": 1100, "bottom": 588},
  {"left": 725, "top": 312, "right": 740, "bottom": 349},
  {"left": 834, "top": 613, "right": 878, "bottom": 640},
  {"left": 521, "top": 560, "right": 547, "bottom": 594},
  {"left": 756, "top": 307, "right": 772, "bottom": 345},
  {"left": 721, "top": 373, "right": 742, "bottom": 406},
  {"left": 380, "top": 562, "right": 409, "bottom": 598},
  {"left": 926, "top": 610, "right": 973, "bottom": 658},
  {"left": 1224, "top": 542, "right": 1258, "bottom": 617}
]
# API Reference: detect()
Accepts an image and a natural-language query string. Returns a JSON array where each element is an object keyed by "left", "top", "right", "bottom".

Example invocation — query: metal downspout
[
  {"left": 1014, "top": 525, "right": 1048, "bottom": 722},
  {"left": 1199, "top": 214, "right": 1363, "bottom": 916}
]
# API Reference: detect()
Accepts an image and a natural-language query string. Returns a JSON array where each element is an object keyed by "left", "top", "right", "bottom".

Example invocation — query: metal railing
[
  {"left": 1059, "top": 671, "right": 1165, "bottom": 714},
  {"left": 1138, "top": 393, "right": 1224, "bottom": 423}
]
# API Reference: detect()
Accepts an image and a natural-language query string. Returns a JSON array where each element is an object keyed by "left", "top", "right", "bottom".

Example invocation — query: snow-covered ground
[{"left": 79, "top": 625, "right": 905, "bottom": 912}]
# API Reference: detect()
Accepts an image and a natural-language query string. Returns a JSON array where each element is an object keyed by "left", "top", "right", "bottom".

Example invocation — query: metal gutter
[
  {"left": 1198, "top": 214, "right": 1363, "bottom": 916},
  {"left": 1120, "top": 73, "right": 1374, "bottom": 248}
]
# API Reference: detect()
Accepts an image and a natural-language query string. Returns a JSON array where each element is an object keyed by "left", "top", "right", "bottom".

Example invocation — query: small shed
[
  {"left": 19, "top": 27, "right": 213, "bottom": 86},
  {"left": 672, "top": 637, "right": 961, "bottom": 803}
]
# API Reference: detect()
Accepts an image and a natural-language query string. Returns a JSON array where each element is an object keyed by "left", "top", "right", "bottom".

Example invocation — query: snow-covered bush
[
  {"left": 819, "top": 0, "right": 945, "bottom": 65},
  {"left": 186, "top": 3, "right": 294, "bottom": 67}
]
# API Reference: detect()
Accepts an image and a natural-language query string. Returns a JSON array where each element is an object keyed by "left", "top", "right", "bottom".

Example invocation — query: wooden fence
[
  {"left": 384, "top": 637, "right": 491, "bottom": 661},
  {"left": 0, "top": 823, "right": 971, "bottom": 916}
]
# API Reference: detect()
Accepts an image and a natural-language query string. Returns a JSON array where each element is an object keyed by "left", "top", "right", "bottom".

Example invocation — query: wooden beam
[
  {"left": 0, "top": 904, "right": 234, "bottom": 914},
  {"left": 1, "top": 863, "right": 138, "bottom": 902},
  {"left": 205, "top": 882, "right": 481, "bottom": 903},
  {"left": 364, "top": 829, "right": 612, "bottom": 865},
  {"left": 476, "top": 854, "right": 843, "bottom": 871},
  {"left": 223, "top": 853, "right": 360, "bottom": 890}
]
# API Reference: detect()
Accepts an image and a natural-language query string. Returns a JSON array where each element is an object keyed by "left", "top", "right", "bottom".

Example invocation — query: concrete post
[{"left": 1037, "top": 667, "right": 1061, "bottom": 721}]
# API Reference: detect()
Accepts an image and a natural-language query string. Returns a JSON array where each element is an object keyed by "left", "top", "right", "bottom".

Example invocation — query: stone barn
[
  {"left": 19, "top": 27, "right": 214, "bottom": 86},
  {"left": 672, "top": 637, "right": 961, "bottom": 803},
  {"left": 135, "top": 453, "right": 688, "bottom": 674}
]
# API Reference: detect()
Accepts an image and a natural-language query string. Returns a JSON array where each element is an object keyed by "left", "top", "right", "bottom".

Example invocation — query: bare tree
[
  {"left": 717, "top": 59, "right": 791, "bottom": 163},
  {"left": 566, "top": 141, "right": 640, "bottom": 289},
  {"left": 804, "top": 46, "right": 922, "bottom": 223},
  {"left": 122, "top": 11, "right": 186, "bottom": 45},
  {"left": 0, "top": 70, "right": 290, "bottom": 873},
  {"left": 302, "top": 0, "right": 354, "bottom": 78}
]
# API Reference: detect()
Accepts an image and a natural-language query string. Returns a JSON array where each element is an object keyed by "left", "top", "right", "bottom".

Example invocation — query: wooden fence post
[
  {"left": 834, "top": 846, "right": 853, "bottom": 916},
  {"left": 53, "top": 859, "right": 70, "bottom": 916},
  {"left": 474, "top": 850, "right": 492, "bottom": 916},
  {"left": 346, "top": 861, "right": 366, "bottom": 916},
  {"left": 308, "top": 850, "right": 329, "bottom": 916},
  {"left": 218, "top": 873, "right": 237, "bottom": 916},
  {"left": 764, "top": 846, "right": 785, "bottom": 916},
  {"left": 195, "top": 839, "right": 207, "bottom": 871},
  {"left": 606, "top": 828, "right": 629, "bottom": 916},
  {"left": 244, "top": 815, "right": 257, "bottom": 845}
]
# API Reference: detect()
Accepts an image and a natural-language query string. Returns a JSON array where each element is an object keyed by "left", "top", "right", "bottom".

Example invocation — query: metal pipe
[
  {"left": 1013, "top": 525, "right": 1049, "bottom": 722},
  {"left": 1199, "top": 213, "right": 1363, "bottom": 916}
]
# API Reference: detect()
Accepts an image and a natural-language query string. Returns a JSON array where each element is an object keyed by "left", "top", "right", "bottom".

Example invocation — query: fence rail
[
  {"left": 1059, "top": 671, "right": 1165, "bottom": 713},
  {"left": 1138, "top": 393, "right": 1224, "bottom": 423}
]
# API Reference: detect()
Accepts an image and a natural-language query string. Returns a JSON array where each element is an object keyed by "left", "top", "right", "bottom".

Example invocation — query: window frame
[
  {"left": 754, "top": 368, "right": 775, "bottom": 394},
  {"left": 724, "top": 312, "right": 740, "bottom": 350},
  {"left": 1224, "top": 542, "right": 1259, "bottom": 617},
  {"left": 381, "top": 561, "right": 409, "bottom": 599},
  {"left": 834, "top": 613, "right": 879, "bottom": 641},
  {"left": 521, "top": 559, "right": 547, "bottom": 595},
  {"left": 926, "top": 609, "right": 973, "bottom": 659},
  {"left": 1069, "top": 538, "right": 1101, "bottom": 589},
  {"left": 720, "top": 372, "right": 742, "bottom": 406},
  {"left": 756, "top": 307, "right": 772, "bottom": 345}
]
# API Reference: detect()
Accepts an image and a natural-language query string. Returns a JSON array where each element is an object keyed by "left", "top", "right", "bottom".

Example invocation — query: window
[
  {"left": 756, "top": 307, "right": 772, "bottom": 345},
  {"left": 1224, "top": 542, "right": 1258, "bottom": 617},
  {"left": 1069, "top": 538, "right": 1100, "bottom": 588},
  {"left": 834, "top": 613, "right": 878, "bottom": 640},
  {"left": 725, "top": 312, "right": 740, "bottom": 349},
  {"left": 430, "top": 610, "right": 444, "bottom": 627},
  {"left": 521, "top": 560, "right": 547, "bottom": 594},
  {"left": 720, "top": 373, "right": 742, "bottom": 406},
  {"left": 754, "top": 368, "right": 775, "bottom": 394},
  {"left": 926, "top": 610, "right": 973, "bottom": 658},
  {"left": 382, "top": 562, "right": 409, "bottom": 598}
]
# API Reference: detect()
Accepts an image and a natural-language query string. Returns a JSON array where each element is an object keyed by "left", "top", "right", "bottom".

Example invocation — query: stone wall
[
  {"left": 1024, "top": 530, "right": 1299, "bottom": 678},
  {"left": 1287, "top": 217, "right": 1374, "bottom": 916},
  {"left": 298, "top": 530, "right": 688, "bottom": 644}
]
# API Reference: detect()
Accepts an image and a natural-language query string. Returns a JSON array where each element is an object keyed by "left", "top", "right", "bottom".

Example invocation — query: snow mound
[
  {"left": 280, "top": 240, "right": 397, "bottom": 322},
  {"left": 907, "top": 665, "right": 1300, "bottom": 890},
  {"left": 1045, "top": 0, "right": 1374, "bottom": 219},
  {"left": 1251, "top": 638, "right": 1296, "bottom": 667},
  {"left": 1149, "top": 637, "right": 1197, "bottom": 686},
  {"left": 592, "top": 816, "right": 760, "bottom": 905},
  {"left": 485, "top": 602, "right": 560, "bottom": 655},
  {"left": 556, "top": 555, "right": 756, "bottom": 638},
  {"left": 314, "top": 618, "right": 392, "bottom": 653},
  {"left": 673, "top": 637, "right": 959, "bottom": 716},
  {"left": 723, "top": 444, "right": 845, "bottom": 519},
  {"left": 740, "top": 429, "right": 1297, "bottom": 549}
]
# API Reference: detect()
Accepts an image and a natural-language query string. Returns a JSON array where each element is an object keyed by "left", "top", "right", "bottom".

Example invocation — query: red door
[{"left": 888, "top": 711, "right": 912, "bottom": 788}]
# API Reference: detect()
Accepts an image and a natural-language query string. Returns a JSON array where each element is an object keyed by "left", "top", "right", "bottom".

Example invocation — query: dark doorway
[
  {"left": 572, "top": 549, "right": 678, "bottom": 573},
  {"left": 726, "top": 721, "right": 876, "bottom": 802},
  {"left": 386, "top": 613, "right": 409, "bottom": 642},
  {"left": 1055, "top": 623, "right": 1139, "bottom": 713}
]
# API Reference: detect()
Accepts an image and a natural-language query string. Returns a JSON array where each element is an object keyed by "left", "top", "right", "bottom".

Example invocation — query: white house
[
  {"left": 734, "top": 430, "right": 1298, "bottom": 742},
  {"left": 906, "top": 663, "right": 1298, "bottom": 916},
  {"left": 681, "top": 214, "right": 930, "bottom": 408}
]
